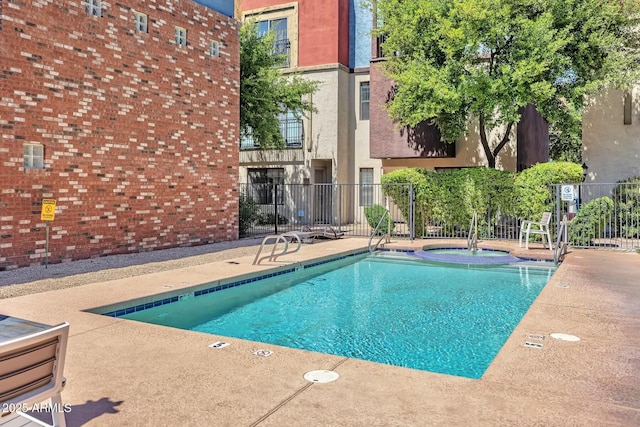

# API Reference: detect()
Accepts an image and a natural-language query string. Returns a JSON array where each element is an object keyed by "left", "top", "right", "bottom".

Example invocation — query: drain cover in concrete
[
  {"left": 550, "top": 333, "right": 580, "bottom": 342},
  {"left": 304, "top": 370, "right": 339, "bottom": 384}
]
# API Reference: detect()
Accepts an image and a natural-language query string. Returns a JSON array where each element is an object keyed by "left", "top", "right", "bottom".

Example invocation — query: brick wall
[{"left": 0, "top": 0, "right": 240, "bottom": 269}]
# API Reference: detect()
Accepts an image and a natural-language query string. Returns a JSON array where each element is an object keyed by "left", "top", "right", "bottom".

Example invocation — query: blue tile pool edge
[{"left": 89, "top": 248, "right": 372, "bottom": 318}]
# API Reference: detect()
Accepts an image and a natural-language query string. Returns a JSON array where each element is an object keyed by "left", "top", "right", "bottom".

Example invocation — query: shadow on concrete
[{"left": 24, "top": 397, "right": 123, "bottom": 427}]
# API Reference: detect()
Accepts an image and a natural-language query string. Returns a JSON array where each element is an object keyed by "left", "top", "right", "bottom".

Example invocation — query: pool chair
[
  {"left": 519, "top": 212, "right": 553, "bottom": 251},
  {"left": 0, "top": 322, "right": 70, "bottom": 427},
  {"left": 288, "top": 226, "right": 345, "bottom": 243}
]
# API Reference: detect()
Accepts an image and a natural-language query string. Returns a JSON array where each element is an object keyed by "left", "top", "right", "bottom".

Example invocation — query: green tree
[
  {"left": 240, "top": 22, "right": 318, "bottom": 149},
  {"left": 374, "top": 0, "right": 640, "bottom": 168}
]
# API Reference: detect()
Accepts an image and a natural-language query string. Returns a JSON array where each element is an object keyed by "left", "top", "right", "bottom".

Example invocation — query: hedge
[
  {"left": 613, "top": 177, "right": 640, "bottom": 238},
  {"left": 568, "top": 196, "right": 614, "bottom": 246},
  {"left": 364, "top": 204, "right": 395, "bottom": 235},
  {"left": 514, "top": 161, "right": 583, "bottom": 220},
  {"left": 381, "top": 162, "right": 584, "bottom": 238}
]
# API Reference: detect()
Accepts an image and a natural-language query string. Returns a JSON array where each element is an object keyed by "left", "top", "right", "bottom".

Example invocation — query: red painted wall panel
[
  {"left": 369, "top": 64, "right": 455, "bottom": 159},
  {"left": 242, "top": 0, "right": 349, "bottom": 67},
  {"left": 0, "top": 0, "right": 240, "bottom": 269}
]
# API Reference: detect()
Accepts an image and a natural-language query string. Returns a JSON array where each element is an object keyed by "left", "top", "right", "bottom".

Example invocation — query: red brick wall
[{"left": 0, "top": 0, "right": 240, "bottom": 269}]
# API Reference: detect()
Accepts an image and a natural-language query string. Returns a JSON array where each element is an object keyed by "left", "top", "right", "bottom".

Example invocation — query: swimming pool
[
  {"left": 410, "top": 248, "right": 524, "bottom": 264},
  {"left": 106, "top": 252, "right": 554, "bottom": 379}
]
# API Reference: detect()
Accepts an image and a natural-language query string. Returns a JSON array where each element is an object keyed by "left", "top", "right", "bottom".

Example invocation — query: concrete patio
[{"left": 0, "top": 238, "right": 638, "bottom": 426}]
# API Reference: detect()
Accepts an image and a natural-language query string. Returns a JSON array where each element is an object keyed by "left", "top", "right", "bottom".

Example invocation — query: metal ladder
[{"left": 253, "top": 232, "right": 302, "bottom": 265}]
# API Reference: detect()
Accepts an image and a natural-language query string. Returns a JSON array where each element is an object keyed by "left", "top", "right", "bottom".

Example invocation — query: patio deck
[{"left": 0, "top": 238, "right": 638, "bottom": 426}]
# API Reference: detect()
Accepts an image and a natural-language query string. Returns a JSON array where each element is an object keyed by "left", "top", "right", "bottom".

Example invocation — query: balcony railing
[
  {"left": 272, "top": 39, "right": 291, "bottom": 68},
  {"left": 240, "top": 116, "right": 303, "bottom": 150}
]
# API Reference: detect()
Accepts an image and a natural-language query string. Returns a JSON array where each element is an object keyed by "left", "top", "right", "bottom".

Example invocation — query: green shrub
[
  {"left": 514, "top": 162, "right": 583, "bottom": 221},
  {"left": 364, "top": 204, "right": 394, "bottom": 235},
  {"left": 613, "top": 177, "right": 640, "bottom": 238},
  {"left": 568, "top": 197, "right": 614, "bottom": 246},
  {"left": 382, "top": 167, "right": 515, "bottom": 237},
  {"left": 381, "top": 168, "right": 431, "bottom": 236},
  {"left": 381, "top": 163, "right": 583, "bottom": 239},
  {"left": 239, "top": 193, "right": 260, "bottom": 237},
  {"left": 435, "top": 168, "right": 516, "bottom": 237}
]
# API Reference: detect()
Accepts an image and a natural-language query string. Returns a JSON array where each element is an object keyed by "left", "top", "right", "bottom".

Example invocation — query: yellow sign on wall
[{"left": 40, "top": 199, "right": 56, "bottom": 221}]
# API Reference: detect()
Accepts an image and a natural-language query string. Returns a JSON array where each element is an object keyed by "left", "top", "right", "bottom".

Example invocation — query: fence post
[
  {"left": 555, "top": 184, "right": 561, "bottom": 237},
  {"left": 274, "top": 183, "right": 278, "bottom": 235},
  {"left": 409, "top": 184, "right": 415, "bottom": 241},
  {"left": 337, "top": 184, "right": 342, "bottom": 231}
]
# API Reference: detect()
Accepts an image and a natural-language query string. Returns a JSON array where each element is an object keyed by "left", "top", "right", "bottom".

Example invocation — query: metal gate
[{"left": 552, "top": 182, "right": 640, "bottom": 250}]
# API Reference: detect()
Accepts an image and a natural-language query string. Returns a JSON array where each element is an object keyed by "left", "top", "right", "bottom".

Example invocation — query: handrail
[
  {"left": 467, "top": 210, "right": 478, "bottom": 251},
  {"left": 253, "top": 233, "right": 302, "bottom": 265},
  {"left": 554, "top": 214, "right": 569, "bottom": 265},
  {"left": 368, "top": 208, "right": 390, "bottom": 252}
]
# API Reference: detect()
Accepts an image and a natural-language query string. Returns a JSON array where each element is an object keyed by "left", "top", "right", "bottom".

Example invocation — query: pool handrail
[
  {"left": 253, "top": 233, "right": 302, "bottom": 265},
  {"left": 467, "top": 210, "right": 478, "bottom": 251},
  {"left": 554, "top": 214, "right": 569, "bottom": 265},
  {"left": 368, "top": 208, "right": 390, "bottom": 252}
]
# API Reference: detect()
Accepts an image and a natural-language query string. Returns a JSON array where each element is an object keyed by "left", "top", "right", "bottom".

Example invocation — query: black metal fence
[
  {"left": 239, "top": 183, "right": 413, "bottom": 238},
  {"left": 551, "top": 182, "right": 640, "bottom": 250},
  {"left": 239, "top": 182, "right": 640, "bottom": 251}
]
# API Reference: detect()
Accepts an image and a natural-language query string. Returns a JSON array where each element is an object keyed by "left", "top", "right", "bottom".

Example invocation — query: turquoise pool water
[{"left": 121, "top": 253, "right": 554, "bottom": 378}]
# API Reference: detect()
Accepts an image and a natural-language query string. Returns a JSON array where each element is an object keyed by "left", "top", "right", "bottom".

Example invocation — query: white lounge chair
[
  {"left": 291, "top": 226, "right": 345, "bottom": 243},
  {"left": 0, "top": 322, "right": 69, "bottom": 427},
  {"left": 519, "top": 212, "right": 553, "bottom": 251}
]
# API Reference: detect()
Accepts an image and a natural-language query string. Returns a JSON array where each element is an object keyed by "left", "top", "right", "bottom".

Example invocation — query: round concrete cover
[
  {"left": 304, "top": 370, "right": 340, "bottom": 383},
  {"left": 550, "top": 333, "right": 581, "bottom": 342}
]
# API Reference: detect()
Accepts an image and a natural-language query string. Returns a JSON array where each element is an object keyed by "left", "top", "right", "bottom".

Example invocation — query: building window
[
  {"left": 134, "top": 12, "right": 148, "bottom": 33},
  {"left": 175, "top": 27, "right": 187, "bottom": 46},
  {"left": 360, "top": 82, "right": 370, "bottom": 121},
  {"left": 256, "top": 18, "right": 290, "bottom": 67},
  {"left": 209, "top": 40, "right": 220, "bottom": 57},
  {"left": 84, "top": 0, "right": 102, "bottom": 17},
  {"left": 248, "top": 168, "right": 285, "bottom": 205},
  {"left": 359, "top": 168, "right": 374, "bottom": 206},
  {"left": 279, "top": 111, "right": 303, "bottom": 148},
  {"left": 23, "top": 144, "right": 44, "bottom": 169},
  {"left": 240, "top": 111, "right": 303, "bottom": 150}
]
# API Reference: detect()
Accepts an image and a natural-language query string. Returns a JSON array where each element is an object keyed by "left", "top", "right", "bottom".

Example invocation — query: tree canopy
[
  {"left": 240, "top": 22, "right": 318, "bottom": 149},
  {"left": 375, "top": 0, "right": 640, "bottom": 168}
]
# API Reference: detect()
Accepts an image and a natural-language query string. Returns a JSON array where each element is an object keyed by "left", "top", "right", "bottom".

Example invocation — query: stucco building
[
  {"left": 582, "top": 87, "right": 640, "bottom": 183},
  {"left": 238, "top": 0, "right": 548, "bottom": 185},
  {"left": 0, "top": 0, "right": 239, "bottom": 269}
]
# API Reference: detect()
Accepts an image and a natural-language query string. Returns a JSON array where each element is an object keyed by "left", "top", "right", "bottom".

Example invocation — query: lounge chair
[
  {"left": 0, "top": 322, "right": 69, "bottom": 427},
  {"left": 289, "top": 226, "right": 345, "bottom": 243},
  {"left": 519, "top": 212, "right": 552, "bottom": 251}
]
